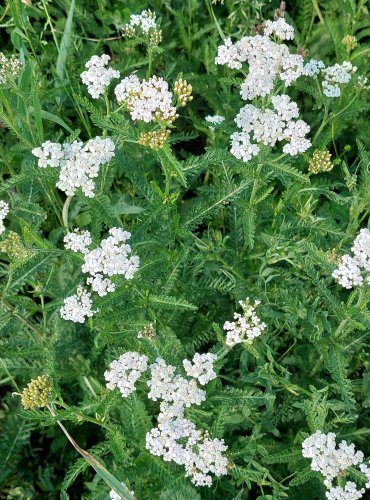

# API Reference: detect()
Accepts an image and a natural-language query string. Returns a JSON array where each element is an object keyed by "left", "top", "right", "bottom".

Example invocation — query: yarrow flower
[
  {"left": 0, "top": 231, "right": 30, "bottom": 259},
  {"left": 215, "top": 26, "right": 303, "bottom": 99},
  {"left": 231, "top": 95, "right": 311, "bottom": 162},
  {"left": 215, "top": 22, "right": 311, "bottom": 161},
  {"left": 60, "top": 286, "right": 95, "bottom": 323},
  {"left": 223, "top": 297, "right": 266, "bottom": 346},
  {"left": 0, "top": 200, "right": 9, "bottom": 235},
  {"left": 21, "top": 375, "right": 52, "bottom": 409},
  {"left": 145, "top": 356, "right": 228, "bottom": 486},
  {"left": 122, "top": 9, "right": 162, "bottom": 46},
  {"left": 0, "top": 52, "right": 22, "bottom": 85},
  {"left": 308, "top": 150, "right": 334, "bottom": 174},
  {"left": 183, "top": 353, "right": 217, "bottom": 385},
  {"left": 205, "top": 114, "right": 225, "bottom": 132},
  {"left": 115, "top": 75, "right": 178, "bottom": 124},
  {"left": 173, "top": 79, "right": 193, "bottom": 106},
  {"left": 303, "top": 59, "right": 357, "bottom": 97},
  {"left": 332, "top": 229, "right": 370, "bottom": 288},
  {"left": 302, "top": 430, "right": 370, "bottom": 498},
  {"left": 81, "top": 227, "right": 140, "bottom": 295},
  {"left": 64, "top": 229, "right": 92, "bottom": 254},
  {"left": 138, "top": 129, "right": 171, "bottom": 150},
  {"left": 32, "top": 137, "right": 115, "bottom": 198},
  {"left": 80, "top": 54, "right": 119, "bottom": 99},
  {"left": 60, "top": 228, "right": 139, "bottom": 322},
  {"left": 263, "top": 17, "right": 294, "bottom": 40},
  {"left": 104, "top": 352, "right": 149, "bottom": 397}
]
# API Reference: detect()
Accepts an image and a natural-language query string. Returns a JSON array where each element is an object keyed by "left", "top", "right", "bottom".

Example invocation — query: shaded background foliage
[{"left": 0, "top": 0, "right": 370, "bottom": 498}]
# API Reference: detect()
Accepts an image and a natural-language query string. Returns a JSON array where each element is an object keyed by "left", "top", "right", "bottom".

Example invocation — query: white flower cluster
[
  {"left": 303, "top": 59, "right": 356, "bottom": 97},
  {"left": 145, "top": 354, "right": 228, "bottom": 487},
  {"left": 183, "top": 352, "right": 217, "bottom": 385},
  {"left": 231, "top": 95, "right": 311, "bottom": 161},
  {"left": 115, "top": 74, "right": 178, "bottom": 124},
  {"left": 205, "top": 114, "right": 225, "bottom": 132},
  {"left": 0, "top": 53, "right": 22, "bottom": 84},
  {"left": 263, "top": 18, "right": 295, "bottom": 40},
  {"left": 0, "top": 200, "right": 9, "bottom": 235},
  {"left": 59, "top": 286, "right": 95, "bottom": 323},
  {"left": 32, "top": 137, "right": 115, "bottom": 198},
  {"left": 332, "top": 229, "right": 370, "bottom": 289},
  {"left": 223, "top": 297, "right": 266, "bottom": 346},
  {"left": 302, "top": 430, "right": 370, "bottom": 498},
  {"left": 123, "top": 9, "right": 157, "bottom": 36},
  {"left": 104, "top": 352, "right": 149, "bottom": 397},
  {"left": 215, "top": 24, "right": 303, "bottom": 99},
  {"left": 60, "top": 228, "right": 139, "bottom": 322},
  {"left": 80, "top": 54, "right": 120, "bottom": 99},
  {"left": 215, "top": 19, "right": 311, "bottom": 161}
]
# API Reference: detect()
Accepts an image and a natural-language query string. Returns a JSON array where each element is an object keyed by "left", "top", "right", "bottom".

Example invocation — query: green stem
[
  {"left": 312, "top": 104, "right": 329, "bottom": 145},
  {"left": 62, "top": 196, "right": 72, "bottom": 229}
]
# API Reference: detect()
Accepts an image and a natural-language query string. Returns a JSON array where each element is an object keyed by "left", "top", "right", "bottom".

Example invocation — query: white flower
[
  {"left": 282, "top": 119, "right": 311, "bottom": 155},
  {"left": 64, "top": 229, "right": 92, "bottom": 254},
  {"left": 215, "top": 37, "right": 244, "bottom": 70},
  {"left": 230, "top": 132, "right": 260, "bottom": 162},
  {"left": 205, "top": 114, "right": 225, "bottom": 131},
  {"left": 124, "top": 9, "right": 158, "bottom": 36},
  {"left": 332, "top": 254, "right": 363, "bottom": 289},
  {"left": 60, "top": 287, "right": 95, "bottom": 323},
  {"left": 124, "top": 75, "right": 178, "bottom": 123},
  {"left": 33, "top": 137, "right": 115, "bottom": 198},
  {"left": 80, "top": 54, "right": 120, "bottom": 99},
  {"left": 302, "top": 431, "right": 364, "bottom": 489},
  {"left": 322, "top": 81, "right": 341, "bottom": 98},
  {"left": 231, "top": 97, "right": 311, "bottom": 162},
  {"left": 351, "top": 229, "right": 370, "bottom": 271},
  {"left": 271, "top": 94, "right": 299, "bottom": 122},
  {"left": 147, "top": 357, "right": 205, "bottom": 407},
  {"left": 360, "top": 462, "right": 370, "bottom": 489},
  {"left": 114, "top": 74, "right": 141, "bottom": 103},
  {"left": 303, "top": 59, "right": 326, "bottom": 77},
  {"left": 223, "top": 298, "right": 266, "bottom": 346},
  {"left": 81, "top": 228, "right": 139, "bottom": 292},
  {"left": 326, "top": 482, "right": 365, "bottom": 500},
  {"left": 104, "top": 351, "right": 148, "bottom": 398},
  {"left": 332, "top": 229, "right": 370, "bottom": 288},
  {"left": 0, "top": 200, "right": 9, "bottom": 235},
  {"left": 263, "top": 18, "right": 295, "bottom": 40},
  {"left": 32, "top": 141, "right": 64, "bottom": 168},
  {"left": 183, "top": 352, "right": 217, "bottom": 385},
  {"left": 0, "top": 53, "right": 22, "bottom": 84}
]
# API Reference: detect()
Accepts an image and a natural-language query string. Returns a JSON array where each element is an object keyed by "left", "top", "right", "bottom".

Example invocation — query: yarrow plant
[{"left": 1, "top": 1, "right": 370, "bottom": 499}]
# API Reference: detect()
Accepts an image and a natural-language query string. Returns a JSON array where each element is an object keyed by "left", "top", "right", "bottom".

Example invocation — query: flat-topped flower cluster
[
  {"left": 104, "top": 349, "right": 228, "bottom": 487},
  {"left": 60, "top": 228, "right": 139, "bottom": 323},
  {"left": 303, "top": 59, "right": 357, "bottom": 97},
  {"left": 302, "top": 430, "right": 370, "bottom": 499},
  {"left": 32, "top": 137, "right": 115, "bottom": 198},
  {"left": 215, "top": 17, "right": 312, "bottom": 161},
  {"left": 332, "top": 228, "right": 370, "bottom": 289},
  {"left": 223, "top": 298, "right": 266, "bottom": 346}
]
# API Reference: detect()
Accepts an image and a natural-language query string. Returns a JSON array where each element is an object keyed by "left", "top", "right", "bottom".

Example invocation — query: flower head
[
  {"left": 21, "top": 375, "right": 52, "bottom": 409},
  {"left": 80, "top": 54, "right": 119, "bottom": 99}
]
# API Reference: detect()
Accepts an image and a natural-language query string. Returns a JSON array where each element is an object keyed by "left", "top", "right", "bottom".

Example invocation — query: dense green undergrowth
[{"left": 0, "top": 0, "right": 370, "bottom": 498}]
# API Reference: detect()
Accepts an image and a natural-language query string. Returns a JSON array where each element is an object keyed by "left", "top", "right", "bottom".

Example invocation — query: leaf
[
  {"left": 56, "top": 0, "right": 75, "bottom": 82},
  {"left": 148, "top": 294, "right": 198, "bottom": 311}
]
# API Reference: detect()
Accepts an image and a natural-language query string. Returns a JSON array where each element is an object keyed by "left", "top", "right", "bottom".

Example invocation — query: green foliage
[{"left": 0, "top": 0, "right": 370, "bottom": 498}]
